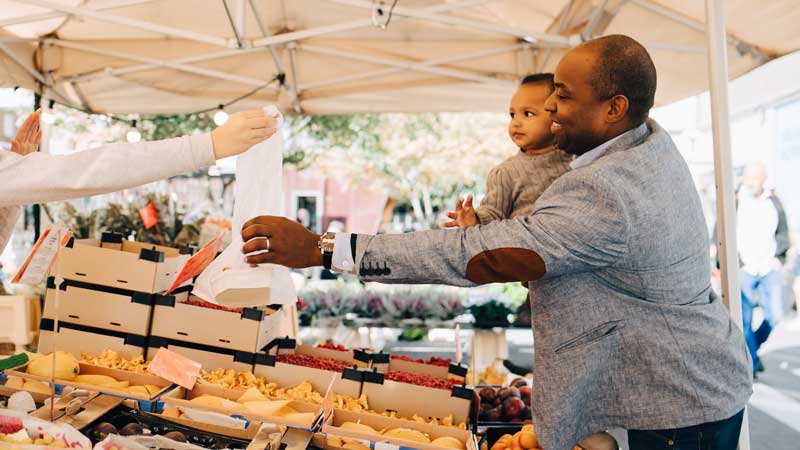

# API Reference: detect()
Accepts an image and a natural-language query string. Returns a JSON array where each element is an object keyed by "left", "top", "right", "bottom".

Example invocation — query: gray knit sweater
[{"left": 476, "top": 149, "right": 573, "bottom": 224}]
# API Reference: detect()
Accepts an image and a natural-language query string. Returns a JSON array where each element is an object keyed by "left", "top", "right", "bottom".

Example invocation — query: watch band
[{"left": 322, "top": 251, "right": 333, "bottom": 270}]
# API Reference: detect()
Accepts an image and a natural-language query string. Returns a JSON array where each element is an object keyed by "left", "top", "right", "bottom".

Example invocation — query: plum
[
  {"left": 165, "top": 431, "right": 187, "bottom": 442},
  {"left": 498, "top": 386, "right": 520, "bottom": 400},
  {"left": 91, "top": 422, "right": 117, "bottom": 441},
  {"left": 119, "top": 423, "right": 144, "bottom": 436},
  {"left": 484, "top": 406, "right": 503, "bottom": 422},
  {"left": 511, "top": 378, "right": 528, "bottom": 389},
  {"left": 503, "top": 397, "right": 525, "bottom": 420},
  {"left": 479, "top": 387, "right": 497, "bottom": 403},
  {"left": 519, "top": 386, "right": 532, "bottom": 406}
]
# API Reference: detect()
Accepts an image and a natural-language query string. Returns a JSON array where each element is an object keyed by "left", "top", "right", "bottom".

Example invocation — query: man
[
  {"left": 736, "top": 162, "right": 790, "bottom": 375},
  {"left": 0, "top": 108, "right": 277, "bottom": 253},
  {"left": 241, "top": 35, "right": 752, "bottom": 450}
]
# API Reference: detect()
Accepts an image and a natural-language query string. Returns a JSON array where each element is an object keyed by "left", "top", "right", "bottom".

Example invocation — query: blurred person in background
[{"left": 736, "top": 162, "right": 790, "bottom": 375}]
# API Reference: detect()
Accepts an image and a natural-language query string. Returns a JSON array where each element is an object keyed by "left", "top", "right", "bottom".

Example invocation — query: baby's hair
[{"left": 520, "top": 73, "right": 555, "bottom": 93}]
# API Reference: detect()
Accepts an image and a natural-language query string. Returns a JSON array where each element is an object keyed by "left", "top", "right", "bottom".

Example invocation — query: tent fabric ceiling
[{"left": 0, "top": 0, "right": 794, "bottom": 114}]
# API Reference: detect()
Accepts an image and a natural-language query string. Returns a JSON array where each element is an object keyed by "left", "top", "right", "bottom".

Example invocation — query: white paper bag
[{"left": 192, "top": 106, "right": 296, "bottom": 307}]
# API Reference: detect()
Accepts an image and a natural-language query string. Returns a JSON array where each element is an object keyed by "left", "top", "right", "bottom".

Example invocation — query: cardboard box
[
  {"left": 145, "top": 409, "right": 267, "bottom": 442},
  {"left": 162, "top": 383, "right": 322, "bottom": 430},
  {"left": 150, "top": 297, "right": 283, "bottom": 354},
  {"left": 359, "top": 372, "right": 473, "bottom": 426},
  {"left": 6, "top": 361, "right": 173, "bottom": 401},
  {"left": 31, "top": 393, "right": 123, "bottom": 429},
  {"left": 53, "top": 239, "right": 190, "bottom": 294},
  {"left": 323, "top": 409, "right": 477, "bottom": 450},
  {"left": 38, "top": 319, "right": 148, "bottom": 360},
  {"left": 371, "top": 353, "right": 468, "bottom": 382},
  {"left": 0, "top": 381, "right": 54, "bottom": 405},
  {"left": 147, "top": 335, "right": 256, "bottom": 373},
  {"left": 253, "top": 353, "right": 363, "bottom": 399},
  {"left": 266, "top": 339, "right": 370, "bottom": 369},
  {"left": 43, "top": 278, "right": 189, "bottom": 336}
]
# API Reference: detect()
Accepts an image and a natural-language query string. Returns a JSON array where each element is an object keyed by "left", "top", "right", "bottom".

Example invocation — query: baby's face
[{"left": 508, "top": 83, "right": 555, "bottom": 151}]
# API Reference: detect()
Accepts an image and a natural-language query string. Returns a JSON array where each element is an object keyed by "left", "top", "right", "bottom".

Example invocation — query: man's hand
[
  {"left": 241, "top": 216, "right": 323, "bottom": 268},
  {"left": 11, "top": 110, "right": 42, "bottom": 156},
  {"left": 443, "top": 195, "right": 478, "bottom": 228},
  {"left": 211, "top": 109, "right": 277, "bottom": 160}
]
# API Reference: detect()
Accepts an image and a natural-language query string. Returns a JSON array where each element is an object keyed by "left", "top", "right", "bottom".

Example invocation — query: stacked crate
[{"left": 40, "top": 233, "right": 191, "bottom": 359}]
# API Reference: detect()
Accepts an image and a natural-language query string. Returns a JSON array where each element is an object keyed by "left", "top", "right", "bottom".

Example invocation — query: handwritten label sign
[
  {"left": 147, "top": 348, "right": 201, "bottom": 390},
  {"left": 167, "top": 231, "right": 226, "bottom": 293},
  {"left": 12, "top": 227, "right": 72, "bottom": 285}
]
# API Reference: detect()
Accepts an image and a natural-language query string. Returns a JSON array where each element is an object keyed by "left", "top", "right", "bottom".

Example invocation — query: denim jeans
[
  {"left": 740, "top": 269, "right": 784, "bottom": 372},
  {"left": 628, "top": 409, "right": 745, "bottom": 450}
]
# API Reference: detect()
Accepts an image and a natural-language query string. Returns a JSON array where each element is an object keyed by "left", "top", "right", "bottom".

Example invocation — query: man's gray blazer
[{"left": 353, "top": 119, "right": 752, "bottom": 450}]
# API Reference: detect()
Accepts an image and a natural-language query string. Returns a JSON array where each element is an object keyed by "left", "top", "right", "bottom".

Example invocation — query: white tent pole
[
  {"left": 301, "top": 43, "right": 528, "bottom": 91},
  {"left": 252, "top": 0, "right": 491, "bottom": 48},
  {"left": 300, "top": 44, "right": 514, "bottom": 86},
  {"left": 48, "top": 39, "right": 278, "bottom": 89},
  {"left": 13, "top": 0, "right": 232, "bottom": 48},
  {"left": 0, "top": 0, "right": 155, "bottom": 27},
  {"left": 703, "top": 1, "right": 750, "bottom": 449}
]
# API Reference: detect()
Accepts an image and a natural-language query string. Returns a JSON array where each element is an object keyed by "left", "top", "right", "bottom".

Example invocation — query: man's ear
[{"left": 606, "top": 94, "right": 629, "bottom": 124}]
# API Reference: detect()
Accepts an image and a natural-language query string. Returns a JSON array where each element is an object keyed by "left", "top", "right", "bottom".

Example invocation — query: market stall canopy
[{"left": 0, "top": 0, "right": 796, "bottom": 115}]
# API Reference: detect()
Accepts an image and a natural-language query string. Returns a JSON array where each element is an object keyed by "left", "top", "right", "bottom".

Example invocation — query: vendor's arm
[
  {"left": 242, "top": 174, "right": 629, "bottom": 286},
  {"left": 0, "top": 109, "right": 276, "bottom": 208}
]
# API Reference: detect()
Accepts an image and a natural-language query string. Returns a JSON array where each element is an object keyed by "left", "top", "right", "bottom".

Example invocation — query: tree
[{"left": 284, "top": 112, "right": 512, "bottom": 228}]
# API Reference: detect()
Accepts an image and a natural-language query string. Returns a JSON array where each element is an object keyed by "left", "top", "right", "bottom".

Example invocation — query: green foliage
[
  {"left": 45, "top": 193, "right": 204, "bottom": 247},
  {"left": 140, "top": 114, "right": 216, "bottom": 141}
]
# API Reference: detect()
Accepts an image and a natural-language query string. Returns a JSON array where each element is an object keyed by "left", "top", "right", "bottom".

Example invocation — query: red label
[
  {"left": 167, "top": 231, "right": 226, "bottom": 293},
  {"left": 139, "top": 202, "right": 159, "bottom": 230}
]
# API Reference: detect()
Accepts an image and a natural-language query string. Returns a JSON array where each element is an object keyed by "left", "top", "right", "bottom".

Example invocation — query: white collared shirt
[
  {"left": 737, "top": 187, "right": 779, "bottom": 276},
  {"left": 569, "top": 128, "right": 638, "bottom": 170}
]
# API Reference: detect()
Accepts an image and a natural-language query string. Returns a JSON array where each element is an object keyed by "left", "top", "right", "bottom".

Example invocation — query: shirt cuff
[
  {"left": 331, "top": 232, "right": 356, "bottom": 273},
  {"left": 188, "top": 132, "right": 216, "bottom": 170}
]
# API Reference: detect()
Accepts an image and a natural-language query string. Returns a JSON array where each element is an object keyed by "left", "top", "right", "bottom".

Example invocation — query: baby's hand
[{"left": 443, "top": 195, "right": 478, "bottom": 228}]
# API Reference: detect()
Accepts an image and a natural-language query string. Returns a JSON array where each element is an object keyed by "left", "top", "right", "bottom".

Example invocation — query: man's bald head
[{"left": 579, "top": 35, "right": 657, "bottom": 126}]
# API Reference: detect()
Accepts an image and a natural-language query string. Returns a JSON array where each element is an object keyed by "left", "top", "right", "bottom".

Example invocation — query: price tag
[
  {"left": 166, "top": 231, "right": 226, "bottom": 293},
  {"left": 147, "top": 348, "right": 201, "bottom": 390},
  {"left": 12, "top": 227, "right": 72, "bottom": 285},
  {"left": 374, "top": 442, "right": 400, "bottom": 450}
]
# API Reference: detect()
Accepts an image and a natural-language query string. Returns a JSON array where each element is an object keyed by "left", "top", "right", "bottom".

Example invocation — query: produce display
[
  {"left": 25, "top": 352, "right": 79, "bottom": 380},
  {"left": 4, "top": 376, "right": 51, "bottom": 395},
  {"left": 169, "top": 389, "right": 316, "bottom": 426},
  {"left": 488, "top": 424, "right": 540, "bottom": 450},
  {"left": 478, "top": 379, "right": 532, "bottom": 423},
  {"left": 333, "top": 421, "right": 466, "bottom": 449},
  {"left": 85, "top": 406, "right": 251, "bottom": 449},
  {"left": 275, "top": 354, "right": 350, "bottom": 373},
  {"left": 390, "top": 355, "right": 452, "bottom": 367},
  {"left": 80, "top": 350, "right": 149, "bottom": 373},
  {"left": 384, "top": 371, "right": 462, "bottom": 391},
  {"left": 0, "top": 419, "right": 68, "bottom": 447},
  {"left": 23, "top": 352, "right": 162, "bottom": 397},
  {"left": 199, "top": 368, "right": 467, "bottom": 429},
  {"left": 316, "top": 343, "right": 348, "bottom": 352}
]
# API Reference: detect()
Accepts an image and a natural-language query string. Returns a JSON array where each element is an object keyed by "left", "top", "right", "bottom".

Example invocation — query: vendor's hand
[
  {"left": 241, "top": 216, "right": 323, "bottom": 268},
  {"left": 211, "top": 109, "right": 277, "bottom": 159},
  {"left": 11, "top": 109, "right": 42, "bottom": 156},
  {"left": 443, "top": 195, "right": 478, "bottom": 228}
]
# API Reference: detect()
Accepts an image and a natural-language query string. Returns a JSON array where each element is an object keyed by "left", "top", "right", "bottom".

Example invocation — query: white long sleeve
[
  {"left": 0, "top": 133, "right": 215, "bottom": 207},
  {"left": 0, "top": 206, "right": 21, "bottom": 255}
]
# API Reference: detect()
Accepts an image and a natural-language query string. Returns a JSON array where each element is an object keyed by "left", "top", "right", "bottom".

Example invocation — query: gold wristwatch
[{"left": 318, "top": 232, "right": 336, "bottom": 269}]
